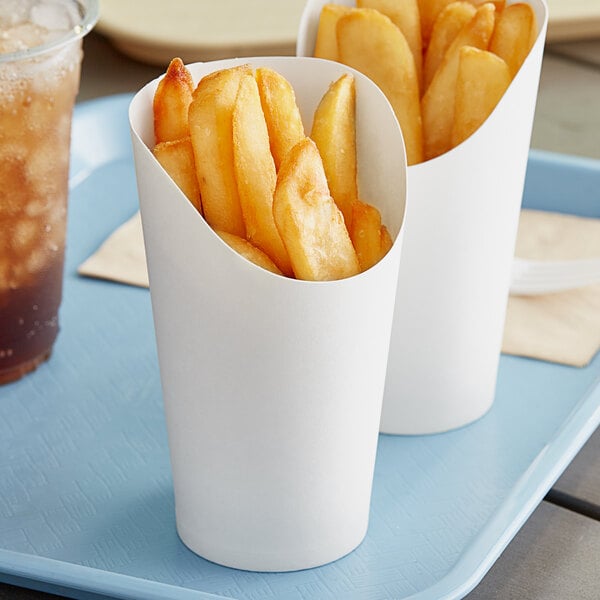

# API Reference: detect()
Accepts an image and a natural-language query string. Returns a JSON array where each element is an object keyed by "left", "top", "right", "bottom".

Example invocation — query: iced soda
[{"left": 0, "top": 0, "right": 97, "bottom": 384}]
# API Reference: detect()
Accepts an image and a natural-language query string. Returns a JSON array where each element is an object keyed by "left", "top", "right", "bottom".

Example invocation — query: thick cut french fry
[
  {"left": 153, "top": 58, "right": 194, "bottom": 144},
  {"left": 337, "top": 8, "right": 423, "bottom": 165},
  {"left": 314, "top": 3, "right": 353, "bottom": 61},
  {"left": 358, "top": 0, "right": 423, "bottom": 92},
  {"left": 232, "top": 73, "right": 293, "bottom": 276},
  {"left": 423, "top": 1, "right": 476, "bottom": 91},
  {"left": 419, "top": 0, "right": 504, "bottom": 46},
  {"left": 216, "top": 231, "right": 282, "bottom": 275},
  {"left": 421, "top": 2, "right": 496, "bottom": 160},
  {"left": 490, "top": 2, "right": 537, "bottom": 78},
  {"left": 273, "top": 138, "right": 360, "bottom": 281},
  {"left": 153, "top": 137, "right": 202, "bottom": 213},
  {"left": 418, "top": 0, "right": 456, "bottom": 46},
  {"left": 255, "top": 67, "right": 305, "bottom": 170},
  {"left": 470, "top": 0, "right": 505, "bottom": 9},
  {"left": 451, "top": 46, "right": 511, "bottom": 146},
  {"left": 350, "top": 200, "right": 393, "bottom": 271},
  {"left": 310, "top": 73, "right": 357, "bottom": 229},
  {"left": 188, "top": 65, "right": 249, "bottom": 237}
]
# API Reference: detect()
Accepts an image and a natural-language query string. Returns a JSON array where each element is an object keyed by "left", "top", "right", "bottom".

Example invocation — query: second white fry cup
[
  {"left": 298, "top": 0, "right": 548, "bottom": 434},
  {"left": 129, "top": 57, "right": 407, "bottom": 571}
]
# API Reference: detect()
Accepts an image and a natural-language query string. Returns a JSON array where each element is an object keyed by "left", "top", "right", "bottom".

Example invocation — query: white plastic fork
[{"left": 510, "top": 256, "right": 600, "bottom": 296}]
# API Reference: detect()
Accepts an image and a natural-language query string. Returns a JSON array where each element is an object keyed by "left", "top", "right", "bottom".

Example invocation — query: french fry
[
  {"left": 188, "top": 65, "right": 249, "bottom": 237},
  {"left": 350, "top": 200, "right": 393, "bottom": 271},
  {"left": 418, "top": 0, "right": 504, "bottom": 46},
  {"left": 418, "top": 0, "right": 456, "bottom": 46},
  {"left": 470, "top": 0, "right": 505, "bottom": 9},
  {"left": 451, "top": 46, "right": 511, "bottom": 146},
  {"left": 423, "top": 1, "right": 476, "bottom": 91},
  {"left": 310, "top": 73, "right": 358, "bottom": 229},
  {"left": 314, "top": 3, "right": 353, "bottom": 61},
  {"left": 358, "top": 0, "right": 423, "bottom": 91},
  {"left": 255, "top": 67, "right": 305, "bottom": 170},
  {"left": 490, "top": 2, "right": 537, "bottom": 78},
  {"left": 273, "top": 138, "right": 360, "bottom": 281},
  {"left": 216, "top": 231, "right": 282, "bottom": 275},
  {"left": 421, "top": 2, "right": 496, "bottom": 160},
  {"left": 153, "top": 137, "right": 202, "bottom": 213},
  {"left": 337, "top": 8, "right": 423, "bottom": 165},
  {"left": 232, "top": 73, "right": 293, "bottom": 276},
  {"left": 153, "top": 57, "right": 194, "bottom": 144}
]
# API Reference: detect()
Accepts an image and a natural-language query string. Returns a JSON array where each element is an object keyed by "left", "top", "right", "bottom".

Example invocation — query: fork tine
[{"left": 510, "top": 257, "right": 600, "bottom": 295}]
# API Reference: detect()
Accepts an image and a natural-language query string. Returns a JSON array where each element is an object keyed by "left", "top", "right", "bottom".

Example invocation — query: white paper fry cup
[
  {"left": 298, "top": 0, "right": 548, "bottom": 434},
  {"left": 129, "top": 57, "right": 406, "bottom": 571}
]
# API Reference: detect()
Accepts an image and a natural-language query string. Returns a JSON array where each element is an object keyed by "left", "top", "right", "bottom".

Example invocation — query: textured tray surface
[{"left": 0, "top": 95, "right": 599, "bottom": 600}]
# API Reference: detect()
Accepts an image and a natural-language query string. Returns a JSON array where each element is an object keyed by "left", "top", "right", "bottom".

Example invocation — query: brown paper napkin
[
  {"left": 78, "top": 208, "right": 600, "bottom": 367},
  {"left": 502, "top": 209, "right": 600, "bottom": 367},
  {"left": 77, "top": 211, "right": 149, "bottom": 288}
]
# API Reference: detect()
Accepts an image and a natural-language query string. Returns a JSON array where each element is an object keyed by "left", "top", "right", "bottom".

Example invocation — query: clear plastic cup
[{"left": 0, "top": 0, "right": 98, "bottom": 384}]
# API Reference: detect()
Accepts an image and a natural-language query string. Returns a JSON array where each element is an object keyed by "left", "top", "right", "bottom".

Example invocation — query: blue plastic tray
[{"left": 1, "top": 94, "right": 599, "bottom": 600}]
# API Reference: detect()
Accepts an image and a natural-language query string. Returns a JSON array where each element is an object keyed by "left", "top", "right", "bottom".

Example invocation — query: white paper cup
[
  {"left": 298, "top": 0, "right": 548, "bottom": 434},
  {"left": 129, "top": 57, "right": 407, "bottom": 571}
]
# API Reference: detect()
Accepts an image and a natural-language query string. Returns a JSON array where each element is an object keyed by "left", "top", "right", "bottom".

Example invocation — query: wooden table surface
[{"left": 1, "top": 28, "right": 599, "bottom": 600}]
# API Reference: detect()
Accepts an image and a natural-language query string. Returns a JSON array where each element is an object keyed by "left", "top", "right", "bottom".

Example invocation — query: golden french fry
[
  {"left": 153, "top": 57, "right": 194, "bottom": 144},
  {"left": 421, "top": 2, "right": 496, "bottom": 160},
  {"left": 490, "top": 2, "right": 537, "bottom": 78},
  {"left": 310, "top": 73, "right": 357, "bottom": 229},
  {"left": 423, "top": 1, "right": 476, "bottom": 91},
  {"left": 273, "top": 138, "right": 360, "bottom": 281},
  {"left": 314, "top": 3, "right": 353, "bottom": 61},
  {"left": 216, "top": 231, "right": 282, "bottom": 275},
  {"left": 232, "top": 73, "right": 293, "bottom": 276},
  {"left": 418, "top": 0, "right": 456, "bottom": 46},
  {"left": 153, "top": 137, "right": 202, "bottom": 213},
  {"left": 470, "top": 0, "right": 505, "bottom": 9},
  {"left": 255, "top": 67, "right": 306, "bottom": 171},
  {"left": 350, "top": 200, "right": 393, "bottom": 271},
  {"left": 337, "top": 8, "right": 423, "bottom": 165},
  {"left": 451, "top": 46, "right": 511, "bottom": 146},
  {"left": 188, "top": 65, "right": 249, "bottom": 237},
  {"left": 358, "top": 0, "right": 423, "bottom": 91},
  {"left": 419, "top": 0, "right": 504, "bottom": 46}
]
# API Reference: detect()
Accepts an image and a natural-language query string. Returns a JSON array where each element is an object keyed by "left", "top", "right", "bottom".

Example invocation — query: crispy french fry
[
  {"left": 216, "top": 230, "right": 282, "bottom": 275},
  {"left": 451, "top": 46, "right": 511, "bottom": 146},
  {"left": 337, "top": 8, "right": 423, "bottom": 165},
  {"left": 490, "top": 2, "right": 537, "bottom": 78},
  {"left": 310, "top": 73, "right": 357, "bottom": 229},
  {"left": 273, "top": 138, "right": 360, "bottom": 281},
  {"left": 314, "top": 3, "right": 353, "bottom": 61},
  {"left": 470, "top": 0, "right": 505, "bottom": 9},
  {"left": 350, "top": 200, "right": 393, "bottom": 271},
  {"left": 418, "top": 0, "right": 504, "bottom": 46},
  {"left": 418, "top": 0, "right": 456, "bottom": 46},
  {"left": 153, "top": 58, "right": 194, "bottom": 144},
  {"left": 188, "top": 65, "right": 249, "bottom": 237},
  {"left": 255, "top": 67, "right": 305, "bottom": 170},
  {"left": 153, "top": 137, "right": 202, "bottom": 213},
  {"left": 423, "top": 1, "right": 476, "bottom": 91},
  {"left": 232, "top": 73, "right": 293, "bottom": 276},
  {"left": 357, "top": 0, "right": 423, "bottom": 92},
  {"left": 421, "top": 2, "right": 496, "bottom": 160}
]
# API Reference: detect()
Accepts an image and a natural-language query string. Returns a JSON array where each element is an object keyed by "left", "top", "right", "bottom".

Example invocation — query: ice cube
[
  {"left": 26, "top": 247, "right": 48, "bottom": 274},
  {"left": 0, "top": 23, "right": 49, "bottom": 52},
  {"left": 0, "top": 0, "right": 36, "bottom": 29},
  {"left": 12, "top": 218, "right": 39, "bottom": 253},
  {"left": 30, "top": 0, "right": 80, "bottom": 32}
]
